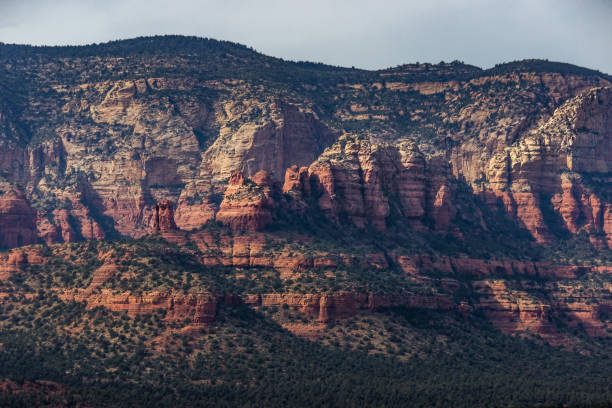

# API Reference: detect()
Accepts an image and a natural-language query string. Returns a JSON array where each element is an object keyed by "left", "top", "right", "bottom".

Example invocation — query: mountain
[{"left": 1, "top": 35, "right": 612, "bottom": 406}]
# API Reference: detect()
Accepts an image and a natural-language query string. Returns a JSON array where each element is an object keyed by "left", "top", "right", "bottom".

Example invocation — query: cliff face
[
  {"left": 245, "top": 292, "right": 453, "bottom": 324},
  {"left": 301, "top": 136, "right": 427, "bottom": 229},
  {"left": 215, "top": 171, "right": 276, "bottom": 231},
  {"left": 477, "top": 87, "right": 612, "bottom": 246},
  {"left": 3, "top": 39, "right": 612, "bottom": 348},
  {"left": 199, "top": 100, "right": 337, "bottom": 184},
  {"left": 472, "top": 276, "right": 612, "bottom": 342},
  {"left": 279, "top": 135, "right": 465, "bottom": 231},
  {"left": 231, "top": 134, "right": 484, "bottom": 234},
  {"left": 1, "top": 39, "right": 610, "bottom": 248},
  {"left": 0, "top": 75, "right": 339, "bottom": 241},
  {"left": 57, "top": 289, "right": 453, "bottom": 331},
  {"left": 49, "top": 84, "right": 608, "bottom": 247},
  {"left": 0, "top": 186, "right": 38, "bottom": 249},
  {"left": 61, "top": 290, "right": 219, "bottom": 327},
  {"left": 153, "top": 200, "right": 178, "bottom": 232}
]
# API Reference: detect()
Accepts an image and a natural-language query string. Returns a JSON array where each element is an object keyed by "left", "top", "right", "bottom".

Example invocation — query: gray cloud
[{"left": 0, "top": 0, "right": 610, "bottom": 73}]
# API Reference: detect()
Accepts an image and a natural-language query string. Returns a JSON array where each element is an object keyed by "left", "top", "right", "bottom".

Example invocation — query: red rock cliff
[
  {"left": 153, "top": 200, "right": 178, "bottom": 232},
  {"left": 0, "top": 188, "right": 38, "bottom": 248},
  {"left": 216, "top": 171, "right": 275, "bottom": 231}
]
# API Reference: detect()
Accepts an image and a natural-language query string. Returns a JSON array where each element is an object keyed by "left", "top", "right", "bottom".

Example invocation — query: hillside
[{"left": 1, "top": 35, "right": 612, "bottom": 406}]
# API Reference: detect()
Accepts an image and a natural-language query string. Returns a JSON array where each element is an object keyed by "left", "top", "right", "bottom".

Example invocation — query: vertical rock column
[{"left": 153, "top": 200, "right": 178, "bottom": 232}]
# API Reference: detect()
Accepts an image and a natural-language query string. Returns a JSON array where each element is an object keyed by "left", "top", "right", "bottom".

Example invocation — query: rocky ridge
[
  {"left": 2, "top": 38, "right": 612, "bottom": 348},
  {"left": 0, "top": 39, "right": 611, "bottom": 249}
]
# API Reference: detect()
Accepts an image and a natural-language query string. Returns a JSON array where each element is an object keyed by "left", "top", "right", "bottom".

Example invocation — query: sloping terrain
[
  {"left": 1, "top": 36, "right": 612, "bottom": 406},
  {"left": 1, "top": 239, "right": 612, "bottom": 407}
]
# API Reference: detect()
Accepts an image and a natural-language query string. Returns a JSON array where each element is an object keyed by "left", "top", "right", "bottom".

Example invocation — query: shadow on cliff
[{"left": 78, "top": 180, "right": 122, "bottom": 240}]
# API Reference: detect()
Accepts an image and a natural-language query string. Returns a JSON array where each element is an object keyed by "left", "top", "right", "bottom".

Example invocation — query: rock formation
[
  {"left": 280, "top": 135, "right": 454, "bottom": 230},
  {"left": 477, "top": 87, "right": 612, "bottom": 246},
  {"left": 0, "top": 40, "right": 611, "bottom": 249},
  {"left": 215, "top": 171, "right": 275, "bottom": 231},
  {"left": 153, "top": 200, "right": 178, "bottom": 232},
  {"left": 3, "top": 38, "right": 612, "bottom": 347},
  {"left": 0, "top": 187, "right": 38, "bottom": 248},
  {"left": 62, "top": 290, "right": 218, "bottom": 327},
  {"left": 0, "top": 246, "right": 45, "bottom": 279}
]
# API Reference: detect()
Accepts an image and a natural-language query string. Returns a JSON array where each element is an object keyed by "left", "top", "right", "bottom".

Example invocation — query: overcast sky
[{"left": 0, "top": 0, "right": 610, "bottom": 73}]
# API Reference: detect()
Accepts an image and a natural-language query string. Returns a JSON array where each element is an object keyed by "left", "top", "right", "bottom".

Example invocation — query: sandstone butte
[{"left": 2, "top": 39, "right": 612, "bottom": 345}]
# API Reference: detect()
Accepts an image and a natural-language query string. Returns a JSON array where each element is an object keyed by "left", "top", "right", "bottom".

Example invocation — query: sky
[{"left": 0, "top": 0, "right": 610, "bottom": 73}]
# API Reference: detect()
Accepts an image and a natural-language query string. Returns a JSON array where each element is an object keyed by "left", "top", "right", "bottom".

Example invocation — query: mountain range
[{"left": 1, "top": 35, "right": 612, "bottom": 407}]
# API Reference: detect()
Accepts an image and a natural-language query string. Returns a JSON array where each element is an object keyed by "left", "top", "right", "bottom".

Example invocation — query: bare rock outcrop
[
  {"left": 471, "top": 87, "right": 612, "bottom": 245},
  {"left": 243, "top": 291, "right": 454, "bottom": 324},
  {"left": 63, "top": 290, "right": 218, "bottom": 327},
  {"left": 0, "top": 188, "right": 38, "bottom": 248},
  {"left": 153, "top": 200, "right": 178, "bottom": 232},
  {"left": 215, "top": 171, "right": 275, "bottom": 231},
  {"left": 199, "top": 101, "right": 336, "bottom": 183},
  {"left": 281, "top": 135, "right": 452, "bottom": 230},
  {"left": 0, "top": 246, "right": 45, "bottom": 279}
]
